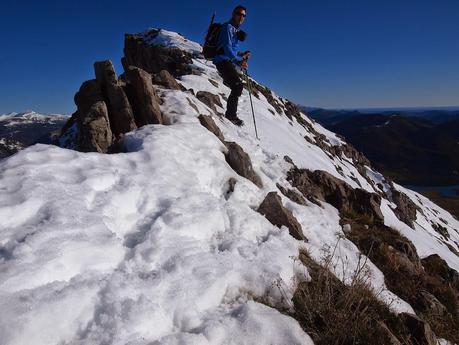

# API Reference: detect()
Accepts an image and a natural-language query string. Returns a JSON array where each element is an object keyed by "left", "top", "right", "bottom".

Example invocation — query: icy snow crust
[{"left": 0, "top": 29, "right": 457, "bottom": 344}]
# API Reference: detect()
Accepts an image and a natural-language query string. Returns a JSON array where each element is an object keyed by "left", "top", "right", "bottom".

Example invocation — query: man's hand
[{"left": 240, "top": 60, "right": 248, "bottom": 70}]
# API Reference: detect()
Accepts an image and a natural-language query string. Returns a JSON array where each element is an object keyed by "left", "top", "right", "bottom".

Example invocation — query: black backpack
[{"left": 203, "top": 14, "right": 224, "bottom": 60}]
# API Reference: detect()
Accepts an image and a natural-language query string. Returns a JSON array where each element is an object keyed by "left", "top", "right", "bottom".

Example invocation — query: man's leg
[{"left": 216, "top": 61, "right": 243, "bottom": 119}]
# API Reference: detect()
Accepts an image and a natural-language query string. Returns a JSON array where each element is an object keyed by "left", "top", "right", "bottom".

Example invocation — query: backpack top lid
[{"left": 202, "top": 20, "right": 223, "bottom": 60}]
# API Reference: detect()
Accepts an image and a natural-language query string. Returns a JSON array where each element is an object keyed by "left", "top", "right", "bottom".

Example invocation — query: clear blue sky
[{"left": 1, "top": 0, "right": 458, "bottom": 114}]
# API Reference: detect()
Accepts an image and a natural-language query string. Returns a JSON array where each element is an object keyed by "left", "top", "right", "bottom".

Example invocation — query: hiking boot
[{"left": 227, "top": 116, "right": 244, "bottom": 126}]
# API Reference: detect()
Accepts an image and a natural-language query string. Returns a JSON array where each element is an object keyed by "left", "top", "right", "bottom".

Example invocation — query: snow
[
  {"left": 0, "top": 29, "right": 458, "bottom": 345},
  {"left": 142, "top": 28, "right": 202, "bottom": 55},
  {"left": 380, "top": 184, "right": 459, "bottom": 272},
  {"left": 0, "top": 124, "right": 312, "bottom": 344},
  {"left": 0, "top": 111, "right": 68, "bottom": 126}
]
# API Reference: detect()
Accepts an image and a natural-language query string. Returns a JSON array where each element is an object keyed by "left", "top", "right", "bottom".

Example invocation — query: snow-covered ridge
[
  {"left": 1, "top": 28, "right": 458, "bottom": 345},
  {"left": 0, "top": 111, "right": 69, "bottom": 125},
  {"left": 141, "top": 28, "right": 202, "bottom": 55}
]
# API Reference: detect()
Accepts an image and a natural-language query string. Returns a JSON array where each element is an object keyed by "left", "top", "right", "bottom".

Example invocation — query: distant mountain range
[
  {"left": 302, "top": 106, "right": 459, "bottom": 185},
  {"left": 0, "top": 111, "right": 68, "bottom": 158}
]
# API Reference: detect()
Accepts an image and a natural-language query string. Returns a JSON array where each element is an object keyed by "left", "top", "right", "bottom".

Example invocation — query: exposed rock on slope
[{"left": 2, "top": 28, "right": 458, "bottom": 345}]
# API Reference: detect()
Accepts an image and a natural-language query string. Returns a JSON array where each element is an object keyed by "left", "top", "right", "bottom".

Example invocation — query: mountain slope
[
  {"left": 0, "top": 29, "right": 458, "bottom": 345},
  {"left": 0, "top": 111, "right": 68, "bottom": 158},
  {"left": 307, "top": 109, "right": 459, "bottom": 185}
]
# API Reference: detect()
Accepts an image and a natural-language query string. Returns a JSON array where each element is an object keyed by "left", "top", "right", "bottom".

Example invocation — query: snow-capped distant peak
[{"left": 0, "top": 111, "right": 69, "bottom": 125}]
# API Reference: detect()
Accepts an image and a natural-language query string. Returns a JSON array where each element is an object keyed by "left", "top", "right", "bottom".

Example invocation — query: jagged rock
[
  {"left": 391, "top": 189, "right": 419, "bottom": 228},
  {"left": 77, "top": 101, "right": 113, "bottom": 153},
  {"left": 208, "top": 79, "right": 219, "bottom": 87},
  {"left": 152, "top": 69, "right": 182, "bottom": 90},
  {"left": 224, "top": 142, "right": 263, "bottom": 188},
  {"left": 421, "top": 254, "right": 459, "bottom": 290},
  {"left": 125, "top": 66, "right": 163, "bottom": 126},
  {"left": 186, "top": 97, "right": 199, "bottom": 113},
  {"left": 94, "top": 60, "right": 137, "bottom": 136},
  {"left": 196, "top": 91, "right": 222, "bottom": 113},
  {"left": 74, "top": 79, "right": 104, "bottom": 114},
  {"left": 377, "top": 322, "right": 403, "bottom": 345},
  {"left": 418, "top": 291, "right": 448, "bottom": 315},
  {"left": 399, "top": 313, "right": 438, "bottom": 345},
  {"left": 287, "top": 167, "right": 384, "bottom": 224},
  {"left": 249, "top": 81, "right": 283, "bottom": 114},
  {"left": 198, "top": 114, "right": 225, "bottom": 143},
  {"left": 431, "top": 222, "right": 450, "bottom": 239},
  {"left": 225, "top": 177, "right": 237, "bottom": 198},
  {"left": 123, "top": 29, "right": 193, "bottom": 76},
  {"left": 276, "top": 183, "right": 307, "bottom": 205},
  {"left": 257, "top": 192, "right": 306, "bottom": 241},
  {"left": 284, "top": 155, "right": 294, "bottom": 165}
]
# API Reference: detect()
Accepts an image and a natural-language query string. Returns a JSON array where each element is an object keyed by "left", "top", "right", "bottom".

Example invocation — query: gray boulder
[
  {"left": 224, "top": 141, "right": 263, "bottom": 188},
  {"left": 152, "top": 69, "right": 182, "bottom": 90},
  {"left": 399, "top": 313, "right": 437, "bottom": 345},
  {"left": 257, "top": 191, "right": 306, "bottom": 241},
  {"left": 94, "top": 60, "right": 137, "bottom": 136},
  {"left": 196, "top": 91, "right": 222, "bottom": 113},
  {"left": 198, "top": 114, "right": 225, "bottom": 143},
  {"left": 126, "top": 66, "right": 163, "bottom": 126},
  {"left": 77, "top": 101, "right": 113, "bottom": 153}
]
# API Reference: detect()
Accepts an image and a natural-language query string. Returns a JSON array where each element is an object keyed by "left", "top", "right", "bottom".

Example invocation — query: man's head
[{"left": 232, "top": 5, "right": 246, "bottom": 26}]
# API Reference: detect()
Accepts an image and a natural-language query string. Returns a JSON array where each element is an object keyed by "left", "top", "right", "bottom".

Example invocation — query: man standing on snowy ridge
[{"left": 213, "top": 5, "right": 251, "bottom": 126}]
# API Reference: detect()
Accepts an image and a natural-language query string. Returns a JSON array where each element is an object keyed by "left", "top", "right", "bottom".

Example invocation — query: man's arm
[{"left": 219, "top": 24, "right": 243, "bottom": 63}]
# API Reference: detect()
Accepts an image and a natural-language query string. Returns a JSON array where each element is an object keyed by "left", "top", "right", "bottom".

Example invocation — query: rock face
[
  {"left": 196, "top": 91, "right": 222, "bottom": 113},
  {"left": 391, "top": 189, "right": 419, "bottom": 227},
  {"left": 123, "top": 29, "right": 193, "bottom": 76},
  {"left": 152, "top": 69, "right": 182, "bottom": 90},
  {"left": 94, "top": 60, "right": 137, "bottom": 136},
  {"left": 422, "top": 254, "right": 459, "bottom": 290},
  {"left": 224, "top": 141, "right": 263, "bottom": 188},
  {"left": 257, "top": 192, "right": 306, "bottom": 241},
  {"left": 60, "top": 55, "right": 172, "bottom": 152},
  {"left": 77, "top": 101, "right": 113, "bottom": 153},
  {"left": 72, "top": 79, "right": 113, "bottom": 152},
  {"left": 125, "top": 66, "right": 163, "bottom": 126},
  {"left": 288, "top": 167, "right": 383, "bottom": 224},
  {"left": 198, "top": 115, "right": 225, "bottom": 143},
  {"left": 399, "top": 313, "right": 438, "bottom": 345}
]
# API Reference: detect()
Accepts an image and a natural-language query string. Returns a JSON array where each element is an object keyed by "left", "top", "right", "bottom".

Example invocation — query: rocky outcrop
[
  {"left": 276, "top": 183, "right": 307, "bottom": 206},
  {"left": 72, "top": 79, "right": 113, "bottom": 152},
  {"left": 224, "top": 142, "right": 263, "bottom": 188},
  {"left": 77, "top": 101, "right": 113, "bottom": 152},
  {"left": 94, "top": 60, "right": 137, "bottom": 136},
  {"left": 399, "top": 313, "right": 438, "bottom": 345},
  {"left": 421, "top": 254, "right": 459, "bottom": 290},
  {"left": 59, "top": 56, "right": 170, "bottom": 152},
  {"left": 198, "top": 115, "right": 225, "bottom": 143},
  {"left": 257, "top": 192, "right": 306, "bottom": 241},
  {"left": 287, "top": 167, "right": 384, "bottom": 224},
  {"left": 125, "top": 66, "right": 163, "bottom": 126},
  {"left": 196, "top": 91, "right": 222, "bottom": 113},
  {"left": 123, "top": 29, "right": 193, "bottom": 76},
  {"left": 152, "top": 69, "right": 182, "bottom": 90},
  {"left": 249, "top": 80, "right": 283, "bottom": 114},
  {"left": 391, "top": 189, "right": 419, "bottom": 228}
]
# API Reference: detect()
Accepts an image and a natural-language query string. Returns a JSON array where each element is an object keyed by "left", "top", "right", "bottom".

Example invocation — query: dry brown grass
[{"left": 292, "top": 248, "right": 408, "bottom": 345}]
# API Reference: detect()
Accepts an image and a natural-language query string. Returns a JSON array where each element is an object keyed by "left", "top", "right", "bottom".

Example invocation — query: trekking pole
[{"left": 244, "top": 68, "right": 259, "bottom": 140}]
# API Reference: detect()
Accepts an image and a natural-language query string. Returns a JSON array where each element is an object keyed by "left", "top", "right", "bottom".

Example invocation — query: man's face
[{"left": 232, "top": 8, "right": 246, "bottom": 26}]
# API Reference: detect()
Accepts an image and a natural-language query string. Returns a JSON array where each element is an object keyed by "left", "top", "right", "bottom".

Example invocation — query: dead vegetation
[
  {"left": 342, "top": 219, "right": 459, "bottom": 344},
  {"left": 291, "top": 247, "right": 410, "bottom": 345}
]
